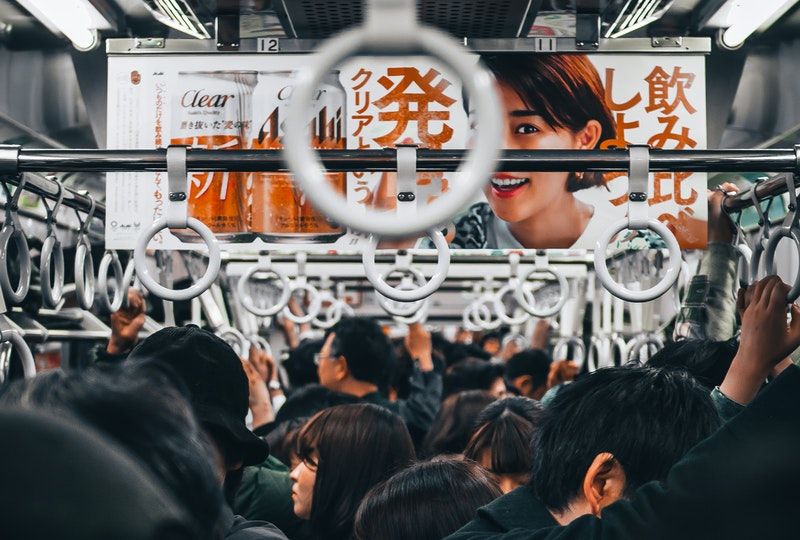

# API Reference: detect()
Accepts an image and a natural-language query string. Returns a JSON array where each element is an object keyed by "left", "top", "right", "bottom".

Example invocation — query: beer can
[
  {"left": 249, "top": 70, "right": 346, "bottom": 244},
  {"left": 171, "top": 70, "right": 258, "bottom": 243}
]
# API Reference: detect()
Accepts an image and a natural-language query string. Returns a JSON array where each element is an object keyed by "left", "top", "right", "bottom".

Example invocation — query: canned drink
[
  {"left": 249, "top": 70, "right": 346, "bottom": 244},
  {"left": 170, "top": 71, "right": 258, "bottom": 243}
]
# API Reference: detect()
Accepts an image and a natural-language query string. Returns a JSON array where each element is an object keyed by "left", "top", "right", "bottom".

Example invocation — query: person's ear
[
  {"left": 575, "top": 120, "right": 603, "bottom": 150},
  {"left": 512, "top": 375, "right": 534, "bottom": 397},
  {"left": 581, "top": 452, "right": 627, "bottom": 516},
  {"left": 333, "top": 356, "right": 350, "bottom": 381}
]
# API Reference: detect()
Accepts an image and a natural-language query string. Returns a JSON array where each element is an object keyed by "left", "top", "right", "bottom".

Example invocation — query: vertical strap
[
  {"left": 627, "top": 145, "right": 650, "bottom": 229},
  {"left": 166, "top": 146, "right": 190, "bottom": 229}
]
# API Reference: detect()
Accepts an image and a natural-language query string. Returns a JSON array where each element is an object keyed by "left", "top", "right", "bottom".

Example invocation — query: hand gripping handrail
[
  {"left": 594, "top": 145, "right": 682, "bottom": 302},
  {"left": 0, "top": 175, "right": 32, "bottom": 304},
  {"left": 514, "top": 251, "right": 568, "bottom": 318},
  {"left": 39, "top": 179, "right": 65, "bottom": 308},
  {"left": 765, "top": 168, "right": 800, "bottom": 302},
  {"left": 73, "top": 194, "right": 97, "bottom": 310},
  {"left": 237, "top": 252, "right": 292, "bottom": 317},
  {"left": 282, "top": 252, "right": 322, "bottom": 325},
  {"left": 362, "top": 145, "right": 451, "bottom": 302},
  {"left": 134, "top": 146, "right": 221, "bottom": 301},
  {"left": 283, "top": 0, "right": 501, "bottom": 239}
]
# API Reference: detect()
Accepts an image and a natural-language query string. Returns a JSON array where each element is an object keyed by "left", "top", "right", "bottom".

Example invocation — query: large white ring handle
[
  {"left": 40, "top": 235, "right": 65, "bottom": 308},
  {"left": 594, "top": 219, "right": 682, "bottom": 303},
  {"left": 237, "top": 257, "right": 292, "bottom": 317},
  {"left": 282, "top": 283, "right": 322, "bottom": 324},
  {"left": 98, "top": 251, "right": 127, "bottom": 312},
  {"left": 283, "top": 0, "right": 502, "bottom": 238},
  {"left": 363, "top": 229, "right": 450, "bottom": 302},
  {"left": 0, "top": 226, "right": 31, "bottom": 304},
  {"left": 74, "top": 238, "right": 95, "bottom": 310},
  {"left": 135, "top": 218, "right": 221, "bottom": 302},
  {"left": 3, "top": 330, "right": 35, "bottom": 379},
  {"left": 376, "top": 267, "right": 428, "bottom": 318},
  {"left": 393, "top": 298, "right": 430, "bottom": 325},
  {"left": 515, "top": 265, "right": 568, "bottom": 318},
  {"left": 765, "top": 227, "right": 800, "bottom": 302},
  {"left": 553, "top": 336, "right": 586, "bottom": 369},
  {"left": 494, "top": 283, "right": 533, "bottom": 326}
]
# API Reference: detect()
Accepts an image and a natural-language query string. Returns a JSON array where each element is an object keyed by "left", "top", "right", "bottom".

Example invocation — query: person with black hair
[
  {"left": 480, "top": 332, "right": 503, "bottom": 358},
  {"left": 444, "top": 358, "right": 507, "bottom": 398},
  {"left": 445, "top": 342, "right": 493, "bottom": 367},
  {"left": 354, "top": 457, "right": 502, "bottom": 540},
  {"left": 464, "top": 397, "right": 543, "bottom": 493},
  {"left": 125, "top": 326, "right": 290, "bottom": 539},
  {"left": 446, "top": 275, "right": 800, "bottom": 540},
  {"left": 421, "top": 390, "right": 497, "bottom": 457},
  {"left": 0, "top": 366, "right": 231, "bottom": 539},
  {"left": 452, "top": 365, "right": 720, "bottom": 535},
  {"left": 505, "top": 350, "right": 553, "bottom": 400},
  {"left": 647, "top": 338, "right": 739, "bottom": 390},
  {"left": 316, "top": 317, "right": 442, "bottom": 441},
  {"left": 283, "top": 338, "right": 323, "bottom": 389},
  {"left": 290, "top": 403, "right": 415, "bottom": 540}
]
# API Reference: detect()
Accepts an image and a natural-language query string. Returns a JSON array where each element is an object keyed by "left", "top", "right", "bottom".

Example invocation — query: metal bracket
[
  {"left": 134, "top": 37, "right": 165, "bottom": 49},
  {"left": 215, "top": 0, "right": 241, "bottom": 51},
  {"left": 652, "top": 37, "right": 683, "bottom": 48},
  {"left": 576, "top": 1, "right": 601, "bottom": 50},
  {"left": 0, "top": 145, "right": 19, "bottom": 175}
]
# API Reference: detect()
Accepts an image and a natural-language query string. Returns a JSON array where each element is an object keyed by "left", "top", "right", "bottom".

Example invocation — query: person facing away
[
  {"left": 125, "top": 326, "right": 289, "bottom": 539},
  {"left": 353, "top": 457, "right": 503, "bottom": 540},
  {"left": 453, "top": 365, "right": 720, "bottom": 535},
  {"left": 316, "top": 317, "right": 442, "bottom": 442},
  {"left": 420, "top": 390, "right": 497, "bottom": 458},
  {"left": 289, "top": 403, "right": 416, "bottom": 540},
  {"left": 504, "top": 349, "right": 553, "bottom": 401},
  {"left": 463, "top": 397, "right": 544, "bottom": 493}
]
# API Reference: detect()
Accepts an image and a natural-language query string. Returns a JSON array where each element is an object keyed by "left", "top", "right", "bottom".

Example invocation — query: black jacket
[
  {"left": 446, "top": 364, "right": 800, "bottom": 540},
  {"left": 456, "top": 486, "right": 557, "bottom": 534}
]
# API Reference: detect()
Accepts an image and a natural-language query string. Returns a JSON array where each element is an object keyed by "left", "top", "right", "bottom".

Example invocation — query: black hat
[
  {"left": 0, "top": 408, "right": 193, "bottom": 539},
  {"left": 129, "top": 326, "right": 269, "bottom": 466}
]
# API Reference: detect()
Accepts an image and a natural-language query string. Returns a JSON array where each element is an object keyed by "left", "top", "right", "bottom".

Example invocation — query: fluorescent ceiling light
[
  {"left": 705, "top": 0, "right": 799, "bottom": 49},
  {"left": 16, "top": 0, "right": 113, "bottom": 50}
]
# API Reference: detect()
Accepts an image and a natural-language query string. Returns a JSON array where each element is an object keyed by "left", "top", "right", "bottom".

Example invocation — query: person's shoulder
[
  {"left": 451, "top": 202, "right": 492, "bottom": 249},
  {"left": 227, "top": 515, "right": 289, "bottom": 540}
]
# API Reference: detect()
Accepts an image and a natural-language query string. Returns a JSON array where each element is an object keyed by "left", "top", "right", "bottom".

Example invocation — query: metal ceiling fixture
[{"left": 142, "top": 0, "right": 212, "bottom": 38}]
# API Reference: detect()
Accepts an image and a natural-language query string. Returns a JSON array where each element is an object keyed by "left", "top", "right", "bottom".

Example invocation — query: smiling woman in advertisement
[{"left": 449, "top": 54, "right": 618, "bottom": 250}]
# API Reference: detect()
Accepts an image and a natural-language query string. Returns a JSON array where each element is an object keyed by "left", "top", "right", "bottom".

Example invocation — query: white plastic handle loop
[
  {"left": 722, "top": 189, "right": 753, "bottom": 289},
  {"left": 0, "top": 176, "right": 32, "bottom": 304},
  {"left": 282, "top": 253, "right": 322, "bottom": 324},
  {"left": 627, "top": 334, "right": 664, "bottom": 364},
  {"left": 594, "top": 146, "right": 681, "bottom": 302},
  {"left": 249, "top": 335, "right": 273, "bottom": 357},
  {"left": 494, "top": 253, "right": 532, "bottom": 326},
  {"left": 586, "top": 336, "right": 604, "bottom": 373},
  {"left": 765, "top": 171, "right": 800, "bottom": 301},
  {"left": 74, "top": 196, "right": 97, "bottom": 310},
  {"left": 313, "top": 291, "right": 344, "bottom": 329},
  {"left": 39, "top": 180, "right": 65, "bottom": 308},
  {"left": 134, "top": 146, "right": 221, "bottom": 301},
  {"left": 363, "top": 229, "right": 450, "bottom": 302},
  {"left": 98, "top": 251, "right": 127, "bottom": 312},
  {"left": 283, "top": 0, "right": 502, "bottom": 238},
  {"left": 553, "top": 336, "right": 586, "bottom": 370},
  {"left": 462, "top": 301, "right": 485, "bottom": 332},
  {"left": 515, "top": 251, "right": 568, "bottom": 318},
  {"left": 471, "top": 293, "right": 502, "bottom": 331},
  {"left": 1, "top": 329, "right": 35, "bottom": 379},
  {"left": 748, "top": 183, "right": 773, "bottom": 283},
  {"left": 376, "top": 267, "right": 429, "bottom": 318},
  {"left": 217, "top": 327, "right": 249, "bottom": 358},
  {"left": 237, "top": 253, "right": 292, "bottom": 317}
]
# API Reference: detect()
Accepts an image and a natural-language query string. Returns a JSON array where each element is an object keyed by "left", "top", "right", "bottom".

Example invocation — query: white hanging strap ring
[
  {"left": 627, "top": 334, "right": 664, "bottom": 364},
  {"left": 134, "top": 146, "right": 221, "bottom": 301},
  {"left": 282, "top": 252, "right": 322, "bottom": 324},
  {"left": 249, "top": 335, "right": 273, "bottom": 357},
  {"left": 283, "top": 0, "right": 502, "bottom": 238},
  {"left": 748, "top": 181, "right": 773, "bottom": 283},
  {"left": 472, "top": 292, "right": 502, "bottom": 331},
  {"left": 364, "top": 229, "right": 450, "bottom": 302},
  {"left": 516, "top": 251, "right": 568, "bottom": 318},
  {"left": 98, "top": 250, "right": 127, "bottom": 312},
  {"left": 494, "top": 253, "right": 532, "bottom": 326},
  {"left": 594, "top": 145, "right": 681, "bottom": 302},
  {"left": 765, "top": 169, "right": 800, "bottom": 301},
  {"left": 0, "top": 175, "right": 32, "bottom": 304},
  {"left": 217, "top": 327, "right": 249, "bottom": 358},
  {"left": 74, "top": 195, "right": 97, "bottom": 310},
  {"left": 39, "top": 179, "right": 66, "bottom": 308},
  {"left": 553, "top": 336, "right": 587, "bottom": 370},
  {"left": 237, "top": 252, "right": 292, "bottom": 317},
  {"left": 376, "top": 267, "right": 429, "bottom": 317},
  {"left": 1, "top": 329, "right": 35, "bottom": 379},
  {"left": 586, "top": 336, "right": 605, "bottom": 373}
]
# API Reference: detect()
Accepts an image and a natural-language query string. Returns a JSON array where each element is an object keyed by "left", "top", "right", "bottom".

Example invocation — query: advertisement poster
[{"left": 106, "top": 52, "right": 706, "bottom": 252}]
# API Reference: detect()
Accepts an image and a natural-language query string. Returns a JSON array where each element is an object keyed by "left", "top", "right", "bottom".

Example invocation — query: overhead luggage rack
[{"left": 273, "top": 0, "right": 544, "bottom": 39}]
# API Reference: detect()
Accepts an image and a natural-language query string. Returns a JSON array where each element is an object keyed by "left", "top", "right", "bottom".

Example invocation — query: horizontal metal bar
[
  {"left": 14, "top": 148, "right": 800, "bottom": 174},
  {"left": 4, "top": 172, "right": 106, "bottom": 221},
  {"left": 722, "top": 173, "right": 798, "bottom": 213},
  {"left": 105, "top": 37, "right": 712, "bottom": 55}
]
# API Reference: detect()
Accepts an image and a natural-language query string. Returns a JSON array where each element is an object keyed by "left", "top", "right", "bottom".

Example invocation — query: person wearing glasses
[{"left": 314, "top": 317, "right": 442, "bottom": 445}]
